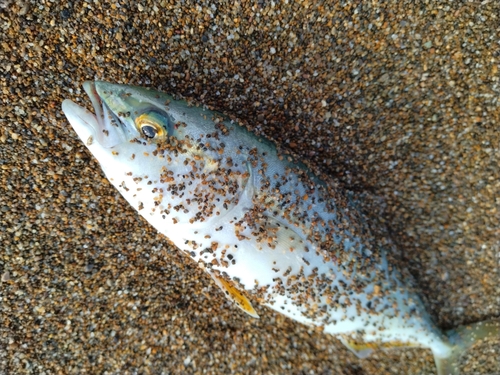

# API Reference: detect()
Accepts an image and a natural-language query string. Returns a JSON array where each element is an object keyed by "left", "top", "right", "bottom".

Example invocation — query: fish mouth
[{"left": 62, "top": 81, "right": 127, "bottom": 148}]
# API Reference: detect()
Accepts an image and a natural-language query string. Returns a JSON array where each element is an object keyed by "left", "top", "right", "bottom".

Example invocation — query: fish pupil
[{"left": 142, "top": 125, "right": 157, "bottom": 138}]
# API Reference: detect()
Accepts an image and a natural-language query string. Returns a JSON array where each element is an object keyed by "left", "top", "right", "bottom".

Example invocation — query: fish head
[
  {"left": 62, "top": 81, "right": 189, "bottom": 174},
  {"left": 61, "top": 81, "right": 233, "bottom": 231},
  {"left": 62, "top": 80, "right": 180, "bottom": 148}
]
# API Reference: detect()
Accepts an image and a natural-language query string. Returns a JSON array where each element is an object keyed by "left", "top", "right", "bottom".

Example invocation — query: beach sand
[{"left": 0, "top": 1, "right": 499, "bottom": 374}]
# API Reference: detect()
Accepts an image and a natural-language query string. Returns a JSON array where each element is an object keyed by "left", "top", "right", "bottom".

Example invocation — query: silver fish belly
[{"left": 62, "top": 81, "right": 499, "bottom": 375}]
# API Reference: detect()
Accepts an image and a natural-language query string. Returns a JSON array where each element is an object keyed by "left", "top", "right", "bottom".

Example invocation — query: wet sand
[{"left": 0, "top": 1, "right": 499, "bottom": 374}]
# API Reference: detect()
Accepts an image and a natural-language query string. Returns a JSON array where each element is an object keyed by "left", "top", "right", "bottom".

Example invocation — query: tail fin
[{"left": 434, "top": 319, "right": 500, "bottom": 375}]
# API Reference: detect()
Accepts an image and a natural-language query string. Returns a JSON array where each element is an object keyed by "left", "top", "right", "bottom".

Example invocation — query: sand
[{"left": 0, "top": 1, "right": 499, "bottom": 374}]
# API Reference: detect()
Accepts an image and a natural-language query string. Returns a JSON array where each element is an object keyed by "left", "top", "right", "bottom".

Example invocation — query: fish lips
[
  {"left": 62, "top": 101, "right": 100, "bottom": 149},
  {"left": 62, "top": 81, "right": 127, "bottom": 149}
]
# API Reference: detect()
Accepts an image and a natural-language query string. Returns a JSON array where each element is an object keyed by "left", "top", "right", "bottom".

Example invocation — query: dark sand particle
[{"left": 0, "top": 1, "right": 499, "bottom": 374}]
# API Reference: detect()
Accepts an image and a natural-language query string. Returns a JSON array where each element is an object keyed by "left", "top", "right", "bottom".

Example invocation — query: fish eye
[
  {"left": 135, "top": 110, "right": 169, "bottom": 140},
  {"left": 141, "top": 124, "right": 158, "bottom": 138}
]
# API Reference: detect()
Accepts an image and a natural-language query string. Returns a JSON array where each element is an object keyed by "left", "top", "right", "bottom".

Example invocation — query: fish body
[{"left": 62, "top": 82, "right": 499, "bottom": 375}]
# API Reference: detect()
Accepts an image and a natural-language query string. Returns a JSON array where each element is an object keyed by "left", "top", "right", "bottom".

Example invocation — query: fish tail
[{"left": 434, "top": 319, "right": 500, "bottom": 375}]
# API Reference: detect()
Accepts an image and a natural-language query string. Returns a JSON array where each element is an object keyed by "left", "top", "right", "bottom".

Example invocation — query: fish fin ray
[
  {"left": 338, "top": 336, "right": 375, "bottom": 359},
  {"left": 338, "top": 335, "right": 421, "bottom": 359},
  {"left": 434, "top": 319, "right": 500, "bottom": 375},
  {"left": 207, "top": 271, "right": 259, "bottom": 319}
]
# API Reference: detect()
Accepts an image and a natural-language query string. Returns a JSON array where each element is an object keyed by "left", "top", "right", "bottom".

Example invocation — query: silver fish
[{"left": 62, "top": 81, "right": 499, "bottom": 375}]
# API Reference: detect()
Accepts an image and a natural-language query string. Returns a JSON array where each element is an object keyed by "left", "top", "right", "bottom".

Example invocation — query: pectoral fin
[{"left": 208, "top": 271, "right": 259, "bottom": 318}]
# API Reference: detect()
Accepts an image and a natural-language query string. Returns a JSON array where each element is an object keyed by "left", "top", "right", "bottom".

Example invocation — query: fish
[{"left": 62, "top": 81, "right": 499, "bottom": 375}]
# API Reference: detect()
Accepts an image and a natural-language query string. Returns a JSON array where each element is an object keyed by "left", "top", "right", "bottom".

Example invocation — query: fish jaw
[
  {"left": 62, "top": 81, "right": 137, "bottom": 153},
  {"left": 61, "top": 98, "right": 100, "bottom": 149},
  {"left": 62, "top": 96, "right": 122, "bottom": 176}
]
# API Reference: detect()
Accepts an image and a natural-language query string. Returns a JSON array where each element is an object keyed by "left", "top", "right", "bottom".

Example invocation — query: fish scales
[{"left": 62, "top": 81, "right": 499, "bottom": 375}]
